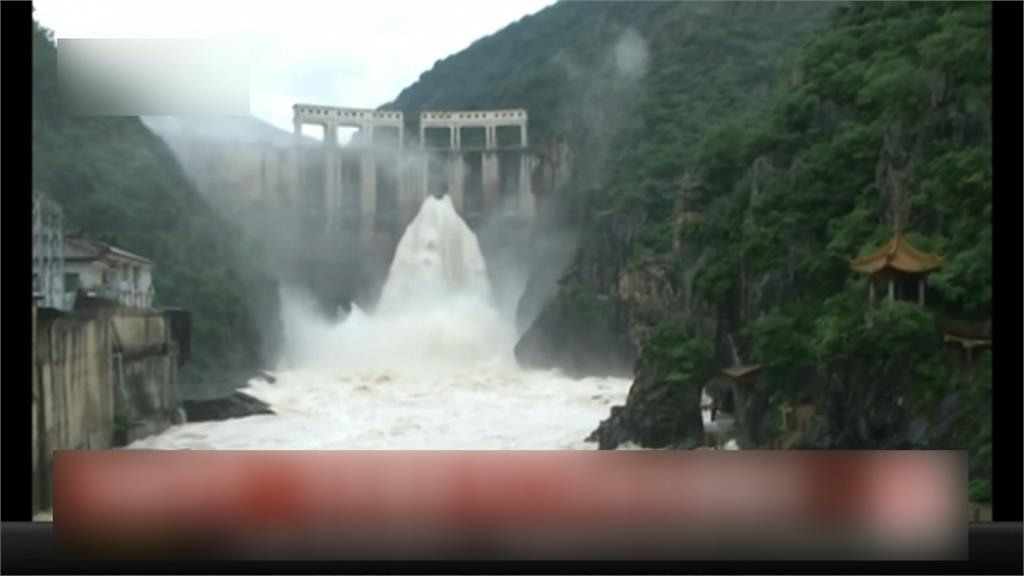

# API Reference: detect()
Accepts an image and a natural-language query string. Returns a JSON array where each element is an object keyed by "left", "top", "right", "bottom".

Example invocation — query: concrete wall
[
  {"left": 110, "top": 308, "right": 184, "bottom": 445},
  {"left": 33, "top": 299, "right": 116, "bottom": 512},
  {"left": 32, "top": 297, "right": 185, "bottom": 516},
  {"left": 32, "top": 300, "right": 39, "bottom": 515}
]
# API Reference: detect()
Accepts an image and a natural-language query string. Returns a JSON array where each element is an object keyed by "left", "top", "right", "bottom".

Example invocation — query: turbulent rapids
[{"left": 129, "top": 195, "right": 634, "bottom": 450}]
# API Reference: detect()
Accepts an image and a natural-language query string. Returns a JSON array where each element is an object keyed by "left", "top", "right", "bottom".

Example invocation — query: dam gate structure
[
  {"left": 290, "top": 103, "right": 537, "bottom": 313},
  {"left": 419, "top": 109, "right": 534, "bottom": 228},
  {"left": 292, "top": 104, "right": 535, "bottom": 235}
]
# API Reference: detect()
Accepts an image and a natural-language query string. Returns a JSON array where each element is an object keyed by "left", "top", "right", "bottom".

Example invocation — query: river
[{"left": 128, "top": 195, "right": 641, "bottom": 450}]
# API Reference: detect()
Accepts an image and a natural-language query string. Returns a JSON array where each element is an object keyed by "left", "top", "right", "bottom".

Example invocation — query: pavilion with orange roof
[{"left": 849, "top": 230, "right": 944, "bottom": 306}]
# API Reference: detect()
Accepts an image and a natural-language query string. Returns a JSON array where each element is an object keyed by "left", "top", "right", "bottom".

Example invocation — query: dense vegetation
[
  {"left": 600, "top": 2, "right": 827, "bottom": 252},
  {"left": 511, "top": 2, "right": 830, "bottom": 374},
  {"left": 32, "top": 20, "right": 278, "bottom": 384},
  {"left": 388, "top": 1, "right": 676, "bottom": 192},
  {"left": 389, "top": 2, "right": 671, "bottom": 136},
  {"left": 580, "top": 2, "right": 991, "bottom": 498}
]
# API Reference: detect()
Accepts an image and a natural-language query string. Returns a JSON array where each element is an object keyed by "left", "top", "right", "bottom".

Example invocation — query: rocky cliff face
[
  {"left": 548, "top": 3, "right": 994, "bottom": 472},
  {"left": 580, "top": 188, "right": 725, "bottom": 448},
  {"left": 587, "top": 348, "right": 705, "bottom": 450},
  {"left": 510, "top": 2, "right": 835, "bottom": 450},
  {"left": 515, "top": 203, "right": 636, "bottom": 378}
]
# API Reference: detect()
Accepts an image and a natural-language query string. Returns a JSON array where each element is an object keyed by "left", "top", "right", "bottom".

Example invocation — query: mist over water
[
  {"left": 129, "top": 195, "right": 633, "bottom": 450},
  {"left": 280, "top": 195, "right": 515, "bottom": 374}
]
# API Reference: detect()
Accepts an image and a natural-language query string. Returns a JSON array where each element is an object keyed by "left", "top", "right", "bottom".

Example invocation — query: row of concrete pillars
[
  {"left": 420, "top": 124, "right": 528, "bottom": 151},
  {"left": 425, "top": 151, "right": 533, "bottom": 220},
  {"left": 292, "top": 124, "right": 528, "bottom": 151},
  {"left": 297, "top": 148, "right": 535, "bottom": 236},
  {"left": 295, "top": 123, "right": 405, "bottom": 148}
]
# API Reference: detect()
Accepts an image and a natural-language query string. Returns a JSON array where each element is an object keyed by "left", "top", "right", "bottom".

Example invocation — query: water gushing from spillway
[
  {"left": 278, "top": 195, "right": 516, "bottom": 376},
  {"left": 129, "top": 195, "right": 635, "bottom": 450}
]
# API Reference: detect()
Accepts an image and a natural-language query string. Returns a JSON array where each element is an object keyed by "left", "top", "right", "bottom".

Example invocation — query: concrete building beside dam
[{"left": 31, "top": 192, "right": 190, "bottom": 516}]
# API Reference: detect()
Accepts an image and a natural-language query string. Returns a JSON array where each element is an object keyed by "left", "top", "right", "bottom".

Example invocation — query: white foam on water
[{"left": 129, "top": 195, "right": 634, "bottom": 450}]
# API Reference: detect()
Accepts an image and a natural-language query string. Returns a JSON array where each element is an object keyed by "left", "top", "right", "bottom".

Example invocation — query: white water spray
[
  {"left": 130, "top": 195, "right": 634, "bottom": 450},
  {"left": 278, "top": 196, "right": 516, "bottom": 376}
]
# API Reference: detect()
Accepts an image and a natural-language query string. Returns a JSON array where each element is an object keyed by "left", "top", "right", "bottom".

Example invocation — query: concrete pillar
[
  {"left": 454, "top": 126, "right": 461, "bottom": 150},
  {"left": 519, "top": 153, "right": 534, "bottom": 220},
  {"left": 293, "top": 120, "right": 302, "bottom": 136},
  {"left": 520, "top": 122, "right": 528, "bottom": 148},
  {"left": 421, "top": 154, "right": 430, "bottom": 201},
  {"left": 361, "top": 151, "right": 377, "bottom": 221},
  {"left": 368, "top": 125, "right": 375, "bottom": 147},
  {"left": 288, "top": 148, "right": 300, "bottom": 213},
  {"left": 414, "top": 157, "right": 425, "bottom": 208},
  {"left": 32, "top": 299, "right": 39, "bottom": 516},
  {"left": 336, "top": 150, "right": 346, "bottom": 216},
  {"left": 420, "top": 126, "right": 426, "bottom": 149},
  {"left": 398, "top": 157, "right": 415, "bottom": 222},
  {"left": 485, "top": 126, "right": 496, "bottom": 149},
  {"left": 449, "top": 126, "right": 456, "bottom": 150},
  {"left": 448, "top": 153, "right": 464, "bottom": 214},
  {"left": 398, "top": 126, "right": 404, "bottom": 150},
  {"left": 324, "top": 137, "right": 337, "bottom": 236},
  {"left": 482, "top": 151, "right": 500, "bottom": 215}
]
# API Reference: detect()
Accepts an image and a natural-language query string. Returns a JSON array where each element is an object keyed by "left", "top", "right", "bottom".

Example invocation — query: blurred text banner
[
  {"left": 54, "top": 450, "right": 966, "bottom": 561},
  {"left": 57, "top": 38, "right": 249, "bottom": 116}
]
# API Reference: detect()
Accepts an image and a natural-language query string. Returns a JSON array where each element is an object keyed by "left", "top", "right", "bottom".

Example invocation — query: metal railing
[
  {"left": 32, "top": 191, "right": 67, "bottom": 310},
  {"left": 90, "top": 286, "right": 155, "bottom": 309}
]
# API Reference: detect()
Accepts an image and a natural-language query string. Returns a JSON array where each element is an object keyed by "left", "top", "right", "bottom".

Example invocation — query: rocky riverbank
[{"left": 179, "top": 372, "right": 277, "bottom": 422}]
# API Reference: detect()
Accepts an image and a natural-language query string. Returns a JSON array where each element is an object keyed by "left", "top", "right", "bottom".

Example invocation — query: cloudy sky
[{"left": 34, "top": 0, "right": 556, "bottom": 133}]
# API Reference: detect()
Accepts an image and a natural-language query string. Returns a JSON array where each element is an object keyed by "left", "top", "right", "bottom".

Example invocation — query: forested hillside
[
  {"left": 389, "top": 1, "right": 670, "bottom": 158},
  {"left": 32, "top": 20, "right": 280, "bottom": 385},
  {"left": 560, "top": 2, "right": 991, "bottom": 498},
  {"left": 394, "top": 0, "right": 992, "bottom": 498},
  {"left": 510, "top": 1, "right": 829, "bottom": 374},
  {"left": 390, "top": 2, "right": 826, "bottom": 195}
]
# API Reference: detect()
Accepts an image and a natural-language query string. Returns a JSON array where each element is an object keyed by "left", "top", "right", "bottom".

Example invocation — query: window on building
[{"left": 65, "top": 273, "right": 81, "bottom": 292}]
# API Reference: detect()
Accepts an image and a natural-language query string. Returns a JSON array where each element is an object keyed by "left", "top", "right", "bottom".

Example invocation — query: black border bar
[{"left": 1, "top": 522, "right": 1020, "bottom": 575}]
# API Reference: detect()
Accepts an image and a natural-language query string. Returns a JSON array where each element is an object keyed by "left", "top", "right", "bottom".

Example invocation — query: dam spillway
[{"left": 126, "top": 194, "right": 632, "bottom": 450}]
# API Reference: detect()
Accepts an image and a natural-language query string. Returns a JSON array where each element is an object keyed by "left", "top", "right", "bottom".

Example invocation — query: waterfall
[
  {"left": 377, "top": 194, "right": 493, "bottom": 315},
  {"left": 277, "top": 194, "right": 515, "bottom": 375}
]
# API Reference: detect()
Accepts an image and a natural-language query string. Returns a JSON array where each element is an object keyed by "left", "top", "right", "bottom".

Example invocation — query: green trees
[
  {"left": 388, "top": 1, "right": 674, "bottom": 151},
  {"left": 32, "top": 21, "right": 277, "bottom": 384},
  {"left": 596, "top": 1, "right": 991, "bottom": 491}
]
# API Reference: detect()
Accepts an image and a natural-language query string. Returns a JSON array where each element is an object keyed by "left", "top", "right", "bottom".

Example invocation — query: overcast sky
[{"left": 34, "top": 0, "right": 556, "bottom": 134}]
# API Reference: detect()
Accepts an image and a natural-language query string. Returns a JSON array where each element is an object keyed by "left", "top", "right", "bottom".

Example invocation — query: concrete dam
[
  {"left": 287, "top": 104, "right": 539, "bottom": 312},
  {"left": 291, "top": 104, "right": 534, "bottom": 233}
]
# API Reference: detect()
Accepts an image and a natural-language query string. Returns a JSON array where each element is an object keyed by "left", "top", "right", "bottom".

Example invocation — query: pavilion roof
[
  {"left": 721, "top": 364, "right": 763, "bottom": 381},
  {"left": 938, "top": 316, "right": 992, "bottom": 348},
  {"left": 849, "top": 231, "right": 944, "bottom": 275},
  {"left": 942, "top": 333, "right": 991, "bottom": 350}
]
